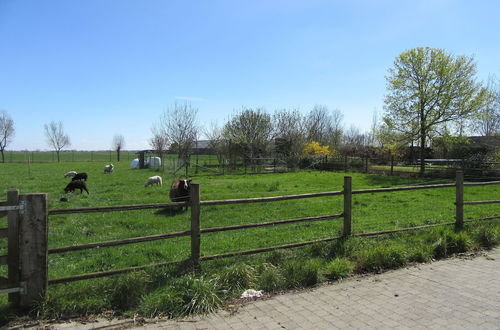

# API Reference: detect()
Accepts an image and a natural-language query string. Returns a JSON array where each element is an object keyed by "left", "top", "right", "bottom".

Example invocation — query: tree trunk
[
  {"left": 1, "top": 149, "right": 4, "bottom": 163},
  {"left": 56, "top": 150, "right": 60, "bottom": 163},
  {"left": 419, "top": 123, "right": 426, "bottom": 177}
]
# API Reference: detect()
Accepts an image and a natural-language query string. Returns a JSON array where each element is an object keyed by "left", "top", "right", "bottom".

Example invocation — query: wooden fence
[{"left": 1, "top": 171, "right": 500, "bottom": 309}]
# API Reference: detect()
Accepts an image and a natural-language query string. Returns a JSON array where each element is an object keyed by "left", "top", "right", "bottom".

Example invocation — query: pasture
[{"left": 1, "top": 161, "right": 499, "bottom": 319}]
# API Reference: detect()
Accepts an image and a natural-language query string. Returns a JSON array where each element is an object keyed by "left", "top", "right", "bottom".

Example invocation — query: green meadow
[{"left": 1, "top": 161, "right": 499, "bottom": 320}]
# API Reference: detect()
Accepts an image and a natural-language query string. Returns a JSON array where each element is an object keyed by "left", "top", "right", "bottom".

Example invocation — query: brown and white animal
[
  {"left": 71, "top": 172, "right": 88, "bottom": 181},
  {"left": 169, "top": 179, "right": 192, "bottom": 210},
  {"left": 64, "top": 180, "right": 89, "bottom": 194},
  {"left": 64, "top": 171, "right": 77, "bottom": 178},
  {"left": 104, "top": 164, "right": 114, "bottom": 173},
  {"left": 145, "top": 175, "right": 162, "bottom": 187}
]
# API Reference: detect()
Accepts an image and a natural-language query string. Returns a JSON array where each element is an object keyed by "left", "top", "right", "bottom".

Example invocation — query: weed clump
[{"left": 324, "top": 258, "right": 354, "bottom": 280}]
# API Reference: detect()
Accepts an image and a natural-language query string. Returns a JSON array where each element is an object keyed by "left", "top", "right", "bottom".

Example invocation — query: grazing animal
[
  {"left": 104, "top": 164, "right": 114, "bottom": 173},
  {"left": 169, "top": 179, "right": 192, "bottom": 210},
  {"left": 71, "top": 172, "right": 88, "bottom": 181},
  {"left": 64, "top": 171, "right": 77, "bottom": 178},
  {"left": 64, "top": 180, "right": 89, "bottom": 194},
  {"left": 145, "top": 176, "right": 163, "bottom": 187}
]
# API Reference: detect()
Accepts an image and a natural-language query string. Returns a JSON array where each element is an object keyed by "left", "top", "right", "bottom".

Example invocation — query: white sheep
[
  {"left": 144, "top": 175, "right": 162, "bottom": 187},
  {"left": 104, "top": 164, "right": 114, "bottom": 174},
  {"left": 64, "top": 171, "right": 77, "bottom": 178}
]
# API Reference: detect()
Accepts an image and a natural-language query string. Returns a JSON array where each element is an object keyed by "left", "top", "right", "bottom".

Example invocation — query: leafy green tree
[
  {"left": 223, "top": 108, "right": 272, "bottom": 167},
  {"left": 384, "top": 47, "right": 488, "bottom": 175}
]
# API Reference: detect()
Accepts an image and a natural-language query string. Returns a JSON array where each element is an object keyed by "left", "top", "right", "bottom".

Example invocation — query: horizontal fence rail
[{"left": 48, "top": 201, "right": 187, "bottom": 215}]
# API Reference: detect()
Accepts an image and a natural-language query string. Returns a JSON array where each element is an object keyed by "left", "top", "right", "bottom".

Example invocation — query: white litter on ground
[{"left": 240, "top": 289, "right": 264, "bottom": 299}]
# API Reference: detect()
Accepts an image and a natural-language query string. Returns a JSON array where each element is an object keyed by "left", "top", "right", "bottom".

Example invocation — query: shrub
[
  {"left": 324, "top": 258, "right": 354, "bottom": 280},
  {"left": 283, "top": 259, "right": 322, "bottom": 288},
  {"left": 256, "top": 263, "right": 286, "bottom": 293}
]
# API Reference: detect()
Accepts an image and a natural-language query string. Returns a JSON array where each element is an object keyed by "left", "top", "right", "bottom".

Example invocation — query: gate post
[
  {"left": 7, "top": 189, "right": 20, "bottom": 305},
  {"left": 455, "top": 171, "right": 464, "bottom": 230},
  {"left": 190, "top": 184, "right": 201, "bottom": 267},
  {"left": 18, "top": 193, "right": 48, "bottom": 309},
  {"left": 343, "top": 176, "right": 352, "bottom": 237}
]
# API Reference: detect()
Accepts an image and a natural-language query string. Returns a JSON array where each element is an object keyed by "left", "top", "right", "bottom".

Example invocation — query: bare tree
[
  {"left": 474, "top": 77, "right": 500, "bottom": 136},
  {"left": 149, "top": 125, "right": 168, "bottom": 166},
  {"left": 158, "top": 102, "right": 198, "bottom": 168},
  {"left": 44, "top": 121, "right": 70, "bottom": 162},
  {"left": 112, "top": 134, "right": 125, "bottom": 162},
  {"left": 0, "top": 110, "right": 15, "bottom": 163},
  {"left": 304, "top": 105, "right": 343, "bottom": 148},
  {"left": 204, "top": 121, "right": 226, "bottom": 165},
  {"left": 272, "top": 108, "right": 305, "bottom": 166}
]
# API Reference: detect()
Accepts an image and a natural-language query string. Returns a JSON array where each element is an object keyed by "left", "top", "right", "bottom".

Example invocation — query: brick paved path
[{"left": 12, "top": 248, "right": 499, "bottom": 330}]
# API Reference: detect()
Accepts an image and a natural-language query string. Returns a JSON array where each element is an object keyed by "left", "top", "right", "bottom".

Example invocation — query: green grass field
[{"left": 1, "top": 161, "right": 499, "bottom": 320}]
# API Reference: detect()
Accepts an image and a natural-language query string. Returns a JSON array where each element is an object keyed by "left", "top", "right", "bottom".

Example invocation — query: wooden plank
[
  {"left": 18, "top": 193, "right": 48, "bottom": 309},
  {"left": 0, "top": 228, "right": 8, "bottom": 238},
  {"left": 200, "top": 236, "right": 343, "bottom": 262},
  {"left": 464, "top": 180, "right": 500, "bottom": 186},
  {"left": 190, "top": 184, "right": 201, "bottom": 266},
  {"left": 343, "top": 176, "right": 352, "bottom": 237},
  {"left": 49, "top": 201, "right": 187, "bottom": 215},
  {"left": 200, "top": 214, "right": 343, "bottom": 234},
  {"left": 352, "top": 183, "right": 456, "bottom": 195},
  {"left": 48, "top": 259, "right": 184, "bottom": 285},
  {"left": 456, "top": 171, "right": 464, "bottom": 229},
  {"left": 0, "top": 255, "right": 7, "bottom": 265},
  {"left": 201, "top": 191, "right": 343, "bottom": 206},
  {"left": 49, "top": 229, "right": 191, "bottom": 254},
  {"left": 464, "top": 200, "right": 500, "bottom": 205},
  {"left": 7, "top": 189, "right": 19, "bottom": 305}
]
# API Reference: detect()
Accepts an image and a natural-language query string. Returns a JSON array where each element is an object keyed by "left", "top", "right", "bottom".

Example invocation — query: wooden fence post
[
  {"left": 343, "top": 176, "right": 352, "bottom": 237},
  {"left": 18, "top": 193, "right": 48, "bottom": 309},
  {"left": 190, "top": 184, "right": 201, "bottom": 266},
  {"left": 455, "top": 170, "right": 464, "bottom": 230},
  {"left": 7, "top": 189, "right": 20, "bottom": 305}
]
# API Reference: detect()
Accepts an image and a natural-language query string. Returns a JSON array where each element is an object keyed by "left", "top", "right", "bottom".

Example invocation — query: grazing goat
[
  {"left": 71, "top": 172, "right": 88, "bottom": 181},
  {"left": 145, "top": 176, "right": 163, "bottom": 187},
  {"left": 64, "top": 171, "right": 77, "bottom": 178},
  {"left": 169, "top": 179, "right": 192, "bottom": 211},
  {"left": 64, "top": 180, "right": 89, "bottom": 194},
  {"left": 104, "top": 164, "right": 114, "bottom": 174}
]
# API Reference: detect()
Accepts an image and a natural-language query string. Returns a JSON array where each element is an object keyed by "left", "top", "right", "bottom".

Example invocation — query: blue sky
[{"left": 1, "top": 0, "right": 499, "bottom": 150}]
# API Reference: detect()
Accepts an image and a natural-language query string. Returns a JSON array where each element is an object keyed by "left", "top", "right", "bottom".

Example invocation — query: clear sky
[{"left": 1, "top": 0, "right": 499, "bottom": 151}]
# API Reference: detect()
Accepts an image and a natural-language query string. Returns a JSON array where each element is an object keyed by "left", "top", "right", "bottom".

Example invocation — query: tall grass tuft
[
  {"left": 174, "top": 275, "right": 222, "bottom": 316},
  {"left": 216, "top": 263, "right": 256, "bottom": 295},
  {"left": 473, "top": 224, "right": 500, "bottom": 249},
  {"left": 324, "top": 258, "right": 354, "bottom": 280},
  {"left": 428, "top": 227, "right": 472, "bottom": 259},
  {"left": 354, "top": 244, "right": 407, "bottom": 273},
  {"left": 256, "top": 263, "right": 286, "bottom": 293},
  {"left": 283, "top": 258, "right": 323, "bottom": 288}
]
